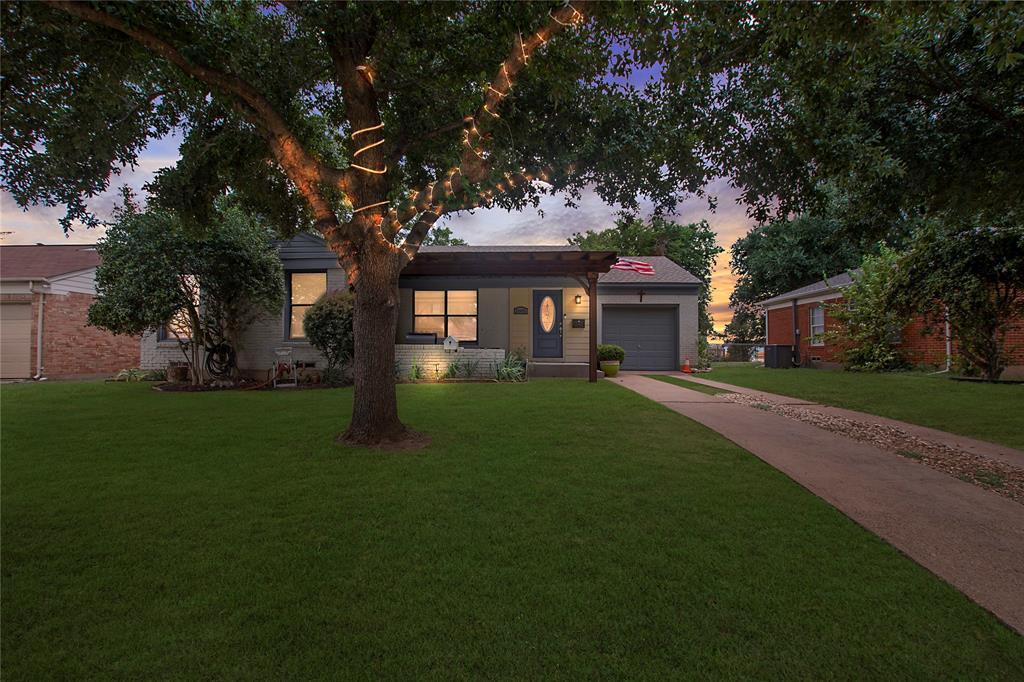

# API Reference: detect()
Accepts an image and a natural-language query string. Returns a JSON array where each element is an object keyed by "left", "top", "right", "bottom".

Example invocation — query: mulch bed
[{"left": 722, "top": 392, "right": 1024, "bottom": 504}]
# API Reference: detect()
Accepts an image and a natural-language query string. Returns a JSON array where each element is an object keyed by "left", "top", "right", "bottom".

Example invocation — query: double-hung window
[
  {"left": 809, "top": 305, "right": 825, "bottom": 346},
  {"left": 413, "top": 290, "right": 477, "bottom": 342},
  {"left": 288, "top": 272, "right": 327, "bottom": 339}
]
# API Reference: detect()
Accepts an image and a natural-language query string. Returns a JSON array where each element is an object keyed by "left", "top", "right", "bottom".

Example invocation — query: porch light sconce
[{"left": 574, "top": 294, "right": 582, "bottom": 305}]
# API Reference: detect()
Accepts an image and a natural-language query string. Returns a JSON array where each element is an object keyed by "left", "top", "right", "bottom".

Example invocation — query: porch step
[{"left": 528, "top": 362, "right": 600, "bottom": 379}]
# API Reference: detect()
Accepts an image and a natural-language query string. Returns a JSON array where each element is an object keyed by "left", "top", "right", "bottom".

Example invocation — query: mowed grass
[
  {"left": 646, "top": 374, "right": 732, "bottom": 395},
  {"left": 708, "top": 363, "right": 1024, "bottom": 450},
  {"left": 2, "top": 381, "right": 1022, "bottom": 679}
]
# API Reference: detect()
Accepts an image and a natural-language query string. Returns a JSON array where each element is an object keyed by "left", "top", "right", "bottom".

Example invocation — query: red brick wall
[
  {"left": 39, "top": 292, "right": 140, "bottom": 378},
  {"left": 767, "top": 297, "right": 1024, "bottom": 370},
  {"left": 766, "top": 300, "right": 843, "bottom": 364}
]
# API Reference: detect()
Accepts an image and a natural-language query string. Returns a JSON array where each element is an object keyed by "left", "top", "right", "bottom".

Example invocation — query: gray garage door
[{"left": 602, "top": 306, "right": 678, "bottom": 370}]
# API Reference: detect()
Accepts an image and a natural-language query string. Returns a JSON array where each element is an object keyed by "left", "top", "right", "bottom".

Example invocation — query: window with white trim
[
  {"left": 413, "top": 290, "right": 477, "bottom": 342},
  {"left": 809, "top": 305, "right": 825, "bottom": 346},
  {"left": 288, "top": 272, "right": 327, "bottom": 339}
]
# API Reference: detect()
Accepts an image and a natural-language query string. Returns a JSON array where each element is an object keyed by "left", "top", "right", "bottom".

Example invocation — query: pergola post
[{"left": 588, "top": 271, "right": 599, "bottom": 383}]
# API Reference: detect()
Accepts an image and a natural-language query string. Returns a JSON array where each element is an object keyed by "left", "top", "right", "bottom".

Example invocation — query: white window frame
[
  {"left": 809, "top": 305, "right": 825, "bottom": 346},
  {"left": 287, "top": 271, "right": 328, "bottom": 340}
]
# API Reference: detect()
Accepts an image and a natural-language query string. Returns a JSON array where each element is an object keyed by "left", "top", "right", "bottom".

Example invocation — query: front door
[{"left": 532, "top": 290, "right": 562, "bottom": 358}]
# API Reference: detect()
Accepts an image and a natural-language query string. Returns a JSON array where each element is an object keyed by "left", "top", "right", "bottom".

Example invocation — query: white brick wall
[
  {"left": 395, "top": 345, "right": 505, "bottom": 379},
  {"left": 140, "top": 331, "right": 193, "bottom": 370}
]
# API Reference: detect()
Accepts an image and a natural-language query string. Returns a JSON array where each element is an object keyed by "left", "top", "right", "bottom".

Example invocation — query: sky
[{"left": 0, "top": 140, "right": 753, "bottom": 335}]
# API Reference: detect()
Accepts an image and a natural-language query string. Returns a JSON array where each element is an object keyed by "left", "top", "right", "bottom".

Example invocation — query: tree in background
[
  {"left": 422, "top": 227, "right": 467, "bottom": 247},
  {"left": 825, "top": 247, "right": 910, "bottom": 372},
  {"left": 716, "top": 3, "right": 1024, "bottom": 232},
  {"left": 724, "top": 214, "right": 868, "bottom": 342},
  {"left": 570, "top": 216, "right": 722, "bottom": 363},
  {"left": 88, "top": 197, "right": 284, "bottom": 385},
  {"left": 890, "top": 222, "right": 1024, "bottom": 381}
]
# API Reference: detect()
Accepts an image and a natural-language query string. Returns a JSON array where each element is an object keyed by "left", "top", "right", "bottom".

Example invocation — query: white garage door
[
  {"left": 602, "top": 306, "right": 678, "bottom": 370},
  {"left": 1, "top": 303, "right": 33, "bottom": 379}
]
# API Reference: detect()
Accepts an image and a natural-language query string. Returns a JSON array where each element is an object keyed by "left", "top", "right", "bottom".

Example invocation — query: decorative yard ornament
[
  {"left": 443, "top": 335, "right": 459, "bottom": 353},
  {"left": 610, "top": 258, "right": 655, "bottom": 275}
]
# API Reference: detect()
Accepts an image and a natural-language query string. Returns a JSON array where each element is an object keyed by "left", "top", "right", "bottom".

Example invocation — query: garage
[
  {"left": 602, "top": 305, "right": 678, "bottom": 370},
  {"left": 1, "top": 303, "right": 33, "bottom": 379}
]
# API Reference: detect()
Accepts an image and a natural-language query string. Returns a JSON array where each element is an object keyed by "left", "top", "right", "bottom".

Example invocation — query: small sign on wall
[
  {"left": 513, "top": 306, "right": 528, "bottom": 315},
  {"left": 571, "top": 318, "right": 586, "bottom": 328}
]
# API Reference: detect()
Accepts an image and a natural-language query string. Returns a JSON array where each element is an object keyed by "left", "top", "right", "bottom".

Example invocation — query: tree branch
[
  {"left": 396, "top": 2, "right": 589, "bottom": 236},
  {"left": 46, "top": 1, "right": 351, "bottom": 238},
  {"left": 399, "top": 209, "right": 442, "bottom": 265}
]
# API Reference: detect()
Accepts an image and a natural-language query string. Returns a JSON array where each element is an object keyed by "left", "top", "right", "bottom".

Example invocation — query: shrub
[
  {"left": 113, "top": 368, "right": 147, "bottom": 382},
  {"left": 320, "top": 365, "right": 352, "bottom": 387},
  {"left": 495, "top": 353, "right": 527, "bottom": 382},
  {"left": 302, "top": 291, "right": 355, "bottom": 373},
  {"left": 826, "top": 247, "right": 909, "bottom": 372},
  {"left": 597, "top": 344, "right": 625, "bottom": 362},
  {"left": 443, "top": 357, "right": 479, "bottom": 379}
]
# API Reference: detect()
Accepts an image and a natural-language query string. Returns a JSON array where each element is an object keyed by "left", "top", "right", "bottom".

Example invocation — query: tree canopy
[
  {"left": 890, "top": 221, "right": 1024, "bottom": 381},
  {"left": 724, "top": 214, "right": 872, "bottom": 342},
  {"left": 88, "top": 197, "right": 284, "bottom": 384}
]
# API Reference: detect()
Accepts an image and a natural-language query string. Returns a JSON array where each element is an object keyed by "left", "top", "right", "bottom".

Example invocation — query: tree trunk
[{"left": 340, "top": 244, "right": 409, "bottom": 445}]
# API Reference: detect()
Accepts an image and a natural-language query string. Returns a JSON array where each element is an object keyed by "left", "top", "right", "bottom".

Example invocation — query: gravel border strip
[{"left": 721, "top": 393, "right": 1024, "bottom": 504}]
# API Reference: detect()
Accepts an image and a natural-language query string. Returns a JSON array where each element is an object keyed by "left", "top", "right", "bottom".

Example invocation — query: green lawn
[
  {"left": 646, "top": 374, "right": 732, "bottom": 395},
  {"left": 2, "top": 381, "right": 1021, "bottom": 679},
  {"left": 707, "top": 363, "right": 1024, "bottom": 450}
]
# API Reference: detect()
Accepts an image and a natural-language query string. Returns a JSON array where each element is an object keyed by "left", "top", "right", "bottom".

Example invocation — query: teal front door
[{"left": 532, "top": 290, "right": 562, "bottom": 358}]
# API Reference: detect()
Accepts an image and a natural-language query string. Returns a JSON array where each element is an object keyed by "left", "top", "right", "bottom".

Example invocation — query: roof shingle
[{"left": 0, "top": 244, "right": 101, "bottom": 280}]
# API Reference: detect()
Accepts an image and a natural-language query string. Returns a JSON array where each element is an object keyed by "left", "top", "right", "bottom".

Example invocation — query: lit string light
[
  {"left": 352, "top": 199, "right": 390, "bottom": 214},
  {"left": 349, "top": 121, "right": 389, "bottom": 212},
  {"left": 398, "top": 5, "right": 583, "bottom": 226},
  {"left": 355, "top": 64, "right": 374, "bottom": 84}
]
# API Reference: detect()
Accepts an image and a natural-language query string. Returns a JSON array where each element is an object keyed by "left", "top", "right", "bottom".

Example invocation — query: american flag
[{"left": 610, "top": 258, "right": 655, "bottom": 275}]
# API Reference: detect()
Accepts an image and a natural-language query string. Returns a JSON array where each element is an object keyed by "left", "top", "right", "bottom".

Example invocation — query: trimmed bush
[
  {"left": 302, "top": 291, "right": 355, "bottom": 383},
  {"left": 597, "top": 344, "right": 626, "bottom": 362}
]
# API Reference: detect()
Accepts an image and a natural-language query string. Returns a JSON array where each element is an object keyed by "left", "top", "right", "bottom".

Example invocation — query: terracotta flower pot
[{"left": 600, "top": 360, "right": 620, "bottom": 377}]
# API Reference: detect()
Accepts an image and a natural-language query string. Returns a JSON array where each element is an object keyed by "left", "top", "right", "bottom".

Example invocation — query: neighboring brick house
[
  {"left": 0, "top": 244, "right": 140, "bottom": 379},
  {"left": 760, "top": 271, "right": 1024, "bottom": 377}
]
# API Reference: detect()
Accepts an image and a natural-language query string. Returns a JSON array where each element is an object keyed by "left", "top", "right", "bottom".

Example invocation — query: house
[
  {"left": 0, "top": 244, "right": 141, "bottom": 379},
  {"left": 140, "top": 234, "right": 701, "bottom": 379},
  {"left": 760, "top": 271, "right": 1024, "bottom": 376}
]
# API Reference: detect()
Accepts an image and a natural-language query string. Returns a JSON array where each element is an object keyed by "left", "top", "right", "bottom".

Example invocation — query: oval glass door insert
[{"left": 539, "top": 296, "right": 556, "bottom": 332}]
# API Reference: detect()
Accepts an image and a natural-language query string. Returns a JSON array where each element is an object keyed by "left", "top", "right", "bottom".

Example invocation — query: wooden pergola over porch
[{"left": 402, "top": 246, "right": 617, "bottom": 381}]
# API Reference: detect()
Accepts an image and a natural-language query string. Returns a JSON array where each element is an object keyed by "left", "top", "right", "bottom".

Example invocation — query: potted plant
[{"left": 597, "top": 344, "right": 626, "bottom": 377}]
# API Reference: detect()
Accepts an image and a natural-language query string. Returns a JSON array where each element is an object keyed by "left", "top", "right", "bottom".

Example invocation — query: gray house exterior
[{"left": 140, "top": 234, "right": 701, "bottom": 378}]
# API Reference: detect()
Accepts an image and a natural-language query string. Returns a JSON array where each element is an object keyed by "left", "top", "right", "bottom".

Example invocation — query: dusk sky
[{"left": 0, "top": 132, "right": 754, "bottom": 334}]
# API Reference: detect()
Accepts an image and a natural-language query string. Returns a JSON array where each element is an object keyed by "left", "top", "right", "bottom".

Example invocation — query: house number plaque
[
  {"left": 571, "top": 319, "right": 586, "bottom": 328},
  {"left": 513, "top": 306, "right": 528, "bottom": 315}
]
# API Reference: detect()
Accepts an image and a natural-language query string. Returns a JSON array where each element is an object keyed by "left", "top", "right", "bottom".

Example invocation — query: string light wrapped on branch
[{"left": 349, "top": 122, "right": 388, "bottom": 176}]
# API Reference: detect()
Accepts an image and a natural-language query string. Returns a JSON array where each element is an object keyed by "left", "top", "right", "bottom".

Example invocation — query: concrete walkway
[{"left": 610, "top": 373, "right": 1024, "bottom": 634}]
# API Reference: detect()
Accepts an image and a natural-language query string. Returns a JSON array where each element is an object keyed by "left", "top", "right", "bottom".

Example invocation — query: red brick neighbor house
[
  {"left": 0, "top": 244, "right": 140, "bottom": 380},
  {"left": 760, "top": 271, "right": 1024, "bottom": 377}
]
